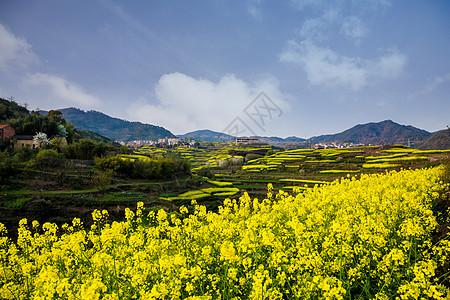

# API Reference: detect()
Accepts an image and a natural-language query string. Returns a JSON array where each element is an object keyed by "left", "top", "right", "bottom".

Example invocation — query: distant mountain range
[
  {"left": 3, "top": 99, "right": 446, "bottom": 148},
  {"left": 181, "top": 120, "right": 438, "bottom": 148},
  {"left": 54, "top": 107, "right": 447, "bottom": 148},
  {"left": 178, "top": 130, "right": 306, "bottom": 146},
  {"left": 59, "top": 108, "right": 174, "bottom": 142}
]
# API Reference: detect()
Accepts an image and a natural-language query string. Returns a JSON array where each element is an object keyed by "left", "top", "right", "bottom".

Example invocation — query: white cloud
[
  {"left": 340, "top": 16, "right": 368, "bottom": 42},
  {"left": 247, "top": 0, "right": 263, "bottom": 21},
  {"left": 290, "top": 0, "right": 390, "bottom": 12},
  {"left": 289, "top": 0, "right": 325, "bottom": 11},
  {"left": 0, "top": 23, "right": 39, "bottom": 71},
  {"left": 371, "top": 49, "right": 407, "bottom": 79},
  {"left": 299, "top": 17, "right": 330, "bottom": 41},
  {"left": 127, "top": 73, "right": 288, "bottom": 134},
  {"left": 23, "top": 73, "right": 101, "bottom": 108},
  {"left": 352, "top": 0, "right": 391, "bottom": 12},
  {"left": 0, "top": 23, "right": 100, "bottom": 110},
  {"left": 298, "top": 11, "right": 369, "bottom": 45},
  {"left": 423, "top": 73, "right": 450, "bottom": 92},
  {"left": 408, "top": 73, "right": 450, "bottom": 99},
  {"left": 279, "top": 41, "right": 407, "bottom": 91},
  {"left": 282, "top": 0, "right": 402, "bottom": 91},
  {"left": 291, "top": 0, "right": 388, "bottom": 47}
]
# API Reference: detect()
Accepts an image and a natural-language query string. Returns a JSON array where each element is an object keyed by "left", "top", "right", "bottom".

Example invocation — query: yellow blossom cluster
[{"left": 0, "top": 167, "right": 449, "bottom": 299}]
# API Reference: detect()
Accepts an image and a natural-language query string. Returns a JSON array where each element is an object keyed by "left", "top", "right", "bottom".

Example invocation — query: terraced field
[
  {"left": 4, "top": 143, "right": 447, "bottom": 236},
  {"left": 125, "top": 144, "right": 450, "bottom": 204}
]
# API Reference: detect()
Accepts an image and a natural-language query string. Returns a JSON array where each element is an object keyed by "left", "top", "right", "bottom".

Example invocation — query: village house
[
  {"left": 0, "top": 124, "right": 16, "bottom": 141},
  {"left": 12, "top": 135, "right": 38, "bottom": 149}
]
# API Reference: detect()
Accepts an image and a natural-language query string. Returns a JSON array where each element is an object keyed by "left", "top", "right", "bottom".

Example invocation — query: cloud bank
[
  {"left": 24, "top": 73, "right": 101, "bottom": 108},
  {"left": 0, "top": 22, "right": 38, "bottom": 71},
  {"left": 279, "top": 0, "right": 406, "bottom": 91},
  {"left": 280, "top": 41, "right": 407, "bottom": 91},
  {"left": 408, "top": 72, "right": 450, "bottom": 100},
  {"left": 127, "top": 72, "right": 288, "bottom": 134},
  {"left": 0, "top": 23, "right": 100, "bottom": 110}
]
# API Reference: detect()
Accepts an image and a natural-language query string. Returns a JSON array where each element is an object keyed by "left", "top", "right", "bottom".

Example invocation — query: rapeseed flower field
[{"left": 1, "top": 167, "right": 449, "bottom": 299}]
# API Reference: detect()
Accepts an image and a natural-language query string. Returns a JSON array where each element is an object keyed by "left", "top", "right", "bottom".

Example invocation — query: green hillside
[
  {"left": 0, "top": 97, "right": 30, "bottom": 120},
  {"left": 60, "top": 108, "right": 174, "bottom": 142},
  {"left": 178, "top": 129, "right": 235, "bottom": 142},
  {"left": 419, "top": 128, "right": 450, "bottom": 150},
  {"left": 74, "top": 129, "right": 118, "bottom": 144},
  {"left": 310, "top": 120, "right": 431, "bottom": 146}
]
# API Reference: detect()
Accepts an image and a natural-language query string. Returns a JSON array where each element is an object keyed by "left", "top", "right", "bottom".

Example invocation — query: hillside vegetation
[
  {"left": 74, "top": 129, "right": 117, "bottom": 144},
  {"left": 60, "top": 108, "right": 174, "bottom": 142},
  {"left": 310, "top": 120, "right": 431, "bottom": 146},
  {"left": 179, "top": 129, "right": 235, "bottom": 143},
  {"left": 0, "top": 98, "right": 30, "bottom": 120},
  {"left": 419, "top": 129, "right": 450, "bottom": 150}
]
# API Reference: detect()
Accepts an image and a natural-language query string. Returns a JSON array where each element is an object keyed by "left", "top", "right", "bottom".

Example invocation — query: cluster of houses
[
  {"left": 0, "top": 124, "right": 40, "bottom": 149},
  {"left": 123, "top": 137, "right": 264, "bottom": 148},
  {"left": 313, "top": 142, "right": 370, "bottom": 149},
  {"left": 235, "top": 137, "right": 260, "bottom": 145},
  {"left": 121, "top": 137, "right": 198, "bottom": 148}
]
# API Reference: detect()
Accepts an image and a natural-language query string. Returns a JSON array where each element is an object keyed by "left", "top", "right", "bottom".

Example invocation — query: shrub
[
  {"left": 63, "top": 139, "right": 108, "bottom": 160},
  {"left": 195, "top": 167, "right": 214, "bottom": 179},
  {"left": 0, "top": 151, "right": 20, "bottom": 183},
  {"left": 33, "top": 149, "right": 65, "bottom": 169},
  {"left": 91, "top": 170, "right": 113, "bottom": 191},
  {"left": 6, "top": 197, "right": 32, "bottom": 208},
  {"left": 95, "top": 155, "right": 190, "bottom": 180}
]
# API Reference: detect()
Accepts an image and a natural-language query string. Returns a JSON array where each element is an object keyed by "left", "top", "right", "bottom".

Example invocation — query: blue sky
[{"left": 0, "top": 0, "right": 449, "bottom": 138}]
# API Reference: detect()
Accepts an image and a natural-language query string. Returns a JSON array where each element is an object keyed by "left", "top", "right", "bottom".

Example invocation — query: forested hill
[
  {"left": 0, "top": 97, "right": 30, "bottom": 120},
  {"left": 178, "top": 130, "right": 235, "bottom": 143},
  {"left": 59, "top": 108, "right": 174, "bottom": 142},
  {"left": 179, "top": 130, "right": 307, "bottom": 145},
  {"left": 309, "top": 120, "right": 431, "bottom": 146},
  {"left": 419, "top": 128, "right": 450, "bottom": 150}
]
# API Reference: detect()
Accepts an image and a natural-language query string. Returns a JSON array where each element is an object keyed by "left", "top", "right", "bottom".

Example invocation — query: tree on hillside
[
  {"left": 62, "top": 139, "right": 108, "bottom": 160},
  {"left": 0, "top": 103, "right": 9, "bottom": 120},
  {"left": 57, "top": 124, "right": 68, "bottom": 137},
  {"left": 64, "top": 123, "right": 75, "bottom": 144},
  {"left": 9, "top": 114, "right": 59, "bottom": 136},
  {"left": 0, "top": 97, "right": 30, "bottom": 120},
  {"left": 33, "top": 132, "right": 49, "bottom": 148},
  {"left": 47, "top": 110, "right": 66, "bottom": 124}
]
